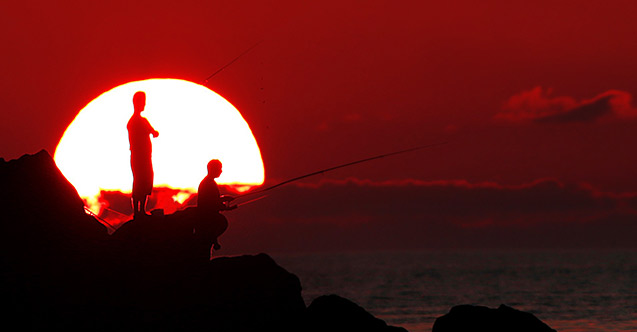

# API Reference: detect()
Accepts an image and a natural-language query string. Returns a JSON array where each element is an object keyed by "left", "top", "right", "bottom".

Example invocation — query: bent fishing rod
[{"left": 234, "top": 141, "right": 448, "bottom": 201}]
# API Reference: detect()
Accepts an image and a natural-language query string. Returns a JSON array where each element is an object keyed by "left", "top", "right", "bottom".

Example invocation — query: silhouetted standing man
[
  {"left": 196, "top": 159, "right": 235, "bottom": 257},
  {"left": 127, "top": 91, "right": 159, "bottom": 217}
]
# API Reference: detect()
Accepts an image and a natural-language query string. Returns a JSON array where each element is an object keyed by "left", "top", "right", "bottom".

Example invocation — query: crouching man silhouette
[{"left": 196, "top": 159, "right": 236, "bottom": 258}]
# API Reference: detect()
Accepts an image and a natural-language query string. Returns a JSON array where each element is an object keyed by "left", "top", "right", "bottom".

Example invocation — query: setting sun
[{"left": 54, "top": 78, "right": 264, "bottom": 215}]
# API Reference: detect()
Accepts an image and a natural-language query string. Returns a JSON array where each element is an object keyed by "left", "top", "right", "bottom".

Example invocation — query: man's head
[
  {"left": 207, "top": 159, "right": 223, "bottom": 178},
  {"left": 133, "top": 91, "right": 146, "bottom": 113}
]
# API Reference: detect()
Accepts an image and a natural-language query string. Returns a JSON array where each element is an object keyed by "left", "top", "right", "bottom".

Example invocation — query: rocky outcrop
[
  {"left": 0, "top": 150, "right": 403, "bottom": 331},
  {"left": 1, "top": 151, "right": 108, "bottom": 329},
  {"left": 101, "top": 252, "right": 307, "bottom": 332},
  {"left": 432, "top": 304, "right": 557, "bottom": 332},
  {"left": 306, "top": 295, "right": 408, "bottom": 332},
  {"left": 2, "top": 151, "right": 558, "bottom": 332},
  {"left": 0, "top": 150, "right": 109, "bottom": 254}
]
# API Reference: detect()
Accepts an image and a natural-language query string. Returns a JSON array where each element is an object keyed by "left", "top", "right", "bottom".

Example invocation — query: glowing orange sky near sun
[{"left": 54, "top": 78, "right": 265, "bottom": 214}]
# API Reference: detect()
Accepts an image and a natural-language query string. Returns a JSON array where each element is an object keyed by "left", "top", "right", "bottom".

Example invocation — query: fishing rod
[
  {"left": 235, "top": 141, "right": 448, "bottom": 201},
  {"left": 202, "top": 40, "right": 263, "bottom": 85},
  {"left": 84, "top": 206, "right": 117, "bottom": 232},
  {"left": 235, "top": 194, "right": 269, "bottom": 207}
]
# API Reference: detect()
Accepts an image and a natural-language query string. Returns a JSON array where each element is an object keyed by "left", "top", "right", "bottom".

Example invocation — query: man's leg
[
  {"left": 132, "top": 198, "right": 138, "bottom": 217},
  {"left": 140, "top": 195, "right": 147, "bottom": 215}
]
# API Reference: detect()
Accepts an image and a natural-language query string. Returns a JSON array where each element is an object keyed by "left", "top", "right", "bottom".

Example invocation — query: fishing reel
[{"left": 221, "top": 195, "right": 237, "bottom": 210}]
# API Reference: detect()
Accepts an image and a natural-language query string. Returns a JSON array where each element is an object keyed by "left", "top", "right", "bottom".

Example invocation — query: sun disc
[{"left": 54, "top": 78, "right": 264, "bottom": 214}]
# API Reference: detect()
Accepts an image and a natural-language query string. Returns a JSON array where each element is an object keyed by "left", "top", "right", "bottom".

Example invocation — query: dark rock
[
  {"left": 0, "top": 150, "right": 109, "bottom": 250},
  {"left": 0, "top": 151, "right": 306, "bottom": 331},
  {"left": 196, "top": 254, "right": 306, "bottom": 331},
  {"left": 0, "top": 150, "right": 112, "bottom": 330},
  {"left": 105, "top": 252, "right": 306, "bottom": 332},
  {"left": 305, "top": 295, "right": 408, "bottom": 332},
  {"left": 0, "top": 150, "right": 407, "bottom": 331},
  {"left": 432, "top": 304, "right": 557, "bottom": 332}
]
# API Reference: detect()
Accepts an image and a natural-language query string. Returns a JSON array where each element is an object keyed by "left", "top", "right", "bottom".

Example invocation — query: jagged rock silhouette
[
  {"left": 2, "top": 151, "right": 559, "bottom": 332},
  {"left": 433, "top": 304, "right": 557, "bottom": 332},
  {"left": 0, "top": 150, "right": 410, "bottom": 331}
]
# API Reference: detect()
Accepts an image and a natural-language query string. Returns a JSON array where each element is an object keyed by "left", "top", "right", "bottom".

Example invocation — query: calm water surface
[{"left": 272, "top": 250, "right": 637, "bottom": 332}]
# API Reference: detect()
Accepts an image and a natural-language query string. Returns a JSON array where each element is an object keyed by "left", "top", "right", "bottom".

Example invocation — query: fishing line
[
  {"left": 202, "top": 40, "right": 263, "bottom": 85},
  {"left": 234, "top": 141, "right": 448, "bottom": 203}
]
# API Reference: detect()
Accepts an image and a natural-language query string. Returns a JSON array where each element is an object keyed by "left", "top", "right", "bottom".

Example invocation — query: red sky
[{"left": 2, "top": 1, "right": 637, "bottom": 250}]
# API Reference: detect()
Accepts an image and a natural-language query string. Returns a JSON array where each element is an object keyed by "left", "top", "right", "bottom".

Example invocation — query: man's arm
[{"left": 143, "top": 118, "right": 159, "bottom": 137}]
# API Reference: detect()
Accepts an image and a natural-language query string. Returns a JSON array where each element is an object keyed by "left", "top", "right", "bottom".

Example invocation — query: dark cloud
[
  {"left": 496, "top": 87, "right": 637, "bottom": 123},
  {"left": 235, "top": 178, "right": 621, "bottom": 226},
  {"left": 97, "top": 178, "right": 637, "bottom": 252},
  {"left": 536, "top": 95, "right": 613, "bottom": 123}
]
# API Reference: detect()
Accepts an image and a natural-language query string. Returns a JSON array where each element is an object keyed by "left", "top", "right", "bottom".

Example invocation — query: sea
[{"left": 271, "top": 249, "right": 637, "bottom": 332}]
